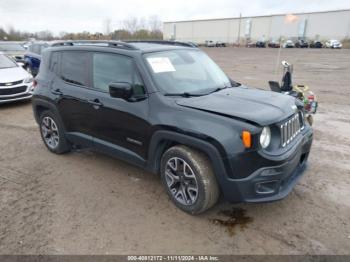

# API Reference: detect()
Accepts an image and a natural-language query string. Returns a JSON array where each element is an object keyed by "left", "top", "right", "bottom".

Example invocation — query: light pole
[{"left": 237, "top": 13, "right": 241, "bottom": 46}]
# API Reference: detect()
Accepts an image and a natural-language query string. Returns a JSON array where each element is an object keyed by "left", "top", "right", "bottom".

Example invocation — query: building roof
[{"left": 164, "top": 9, "right": 350, "bottom": 24}]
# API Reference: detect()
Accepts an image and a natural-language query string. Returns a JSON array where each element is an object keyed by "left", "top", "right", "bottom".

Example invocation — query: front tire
[
  {"left": 39, "top": 110, "right": 71, "bottom": 154},
  {"left": 160, "top": 145, "right": 219, "bottom": 215}
]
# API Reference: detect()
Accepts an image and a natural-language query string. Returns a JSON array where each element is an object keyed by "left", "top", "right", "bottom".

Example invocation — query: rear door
[{"left": 51, "top": 51, "right": 95, "bottom": 146}]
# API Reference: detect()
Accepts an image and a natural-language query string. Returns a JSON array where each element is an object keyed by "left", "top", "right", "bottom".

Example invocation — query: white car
[
  {"left": 205, "top": 40, "right": 215, "bottom": 47},
  {"left": 325, "top": 39, "right": 342, "bottom": 49},
  {"left": 0, "top": 52, "right": 34, "bottom": 104},
  {"left": 283, "top": 40, "right": 295, "bottom": 48}
]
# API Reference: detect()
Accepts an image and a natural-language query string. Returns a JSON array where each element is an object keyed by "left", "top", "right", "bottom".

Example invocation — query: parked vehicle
[
  {"left": 256, "top": 41, "right": 266, "bottom": 48},
  {"left": 268, "top": 40, "right": 280, "bottom": 48},
  {"left": 0, "top": 42, "right": 26, "bottom": 62},
  {"left": 246, "top": 41, "right": 256, "bottom": 48},
  {"left": 295, "top": 39, "right": 309, "bottom": 48},
  {"left": 0, "top": 52, "right": 34, "bottom": 104},
  {"left": 283, "top": 40, "right": 295, "bottom": 48},
  {"left": 32, "top": 40, "right": 313, "bottom": 214},
  {"left": 309, "top": 41, "right": 323, "bottom": 48},
  {"left": 325, "top": 39, "right": 342, "bottom": 49},
  {"left": 185, "top": 41, "right": 198, "bottom": 48},
  {"left": 205, "top": 40, "right": 215, "bottom": 47},
  {"left": 215, "top": 41, "right": 226, "bottom": 47},
  {"left": 24, "top": 42, "right": 51, "bottom": 76}
]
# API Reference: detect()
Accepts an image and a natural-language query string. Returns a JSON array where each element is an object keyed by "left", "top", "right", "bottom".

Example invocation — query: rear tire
[
  {"left": 160, "top": 145, "right": 219, "bottom": 215},
  {"left": 39, "top": 110, "right": 71, "bottom": 154}
]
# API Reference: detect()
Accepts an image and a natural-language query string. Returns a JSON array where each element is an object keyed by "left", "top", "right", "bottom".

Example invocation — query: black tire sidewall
[
  {"left": 160, "top": 148, "right": 207, "bottom": 214},
  {"left": 39, "top": 110, "right": 69, "bottom": 154}
]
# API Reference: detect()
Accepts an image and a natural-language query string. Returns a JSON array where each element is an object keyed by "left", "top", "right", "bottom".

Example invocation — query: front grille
[
  {"left": 280, "top": 112, "right": 304, "bottom": 147},
  {"left": 0, "top": 80, "right": 23, "bottom": 86},
  {"left": 0, "top": 86, "right": 28, "bottom": 96}
]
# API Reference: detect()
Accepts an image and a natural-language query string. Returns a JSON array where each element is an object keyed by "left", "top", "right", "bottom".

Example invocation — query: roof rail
[
  {"left": 51, "top": 40, "right": 138, "bottom": 50},
  {"left": 127, "top": 40, "right": 197, "bottom": 48}
]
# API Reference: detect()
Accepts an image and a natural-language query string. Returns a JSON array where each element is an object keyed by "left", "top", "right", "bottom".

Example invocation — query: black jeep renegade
[{"left": 32, "top": 40, "right": 313, "bottom": 214}]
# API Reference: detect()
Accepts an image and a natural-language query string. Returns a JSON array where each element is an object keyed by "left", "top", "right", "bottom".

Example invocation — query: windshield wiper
[
  {"left": 164, "top": 92, "right": 204, "bottom": 97},
  {"left": 207, "top": 86, "right": 230, "bottom": 94}
]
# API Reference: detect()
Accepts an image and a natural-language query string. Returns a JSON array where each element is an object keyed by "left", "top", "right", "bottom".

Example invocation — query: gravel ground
[{"left": 0, "top": 47, "right": 349, "bottom": 255}]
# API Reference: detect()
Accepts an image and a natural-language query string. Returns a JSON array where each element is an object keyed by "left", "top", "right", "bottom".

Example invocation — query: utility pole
[{"left": 237, "top": 13, "right": 242, "bottom": 46}]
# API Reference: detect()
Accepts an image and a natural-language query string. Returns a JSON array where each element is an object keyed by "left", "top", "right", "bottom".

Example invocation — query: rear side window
[
  {"left": 61, "top": 52, "right": 90, "bottom": 86},
  {"left": 49, "top": 52, "right": 59, "bottom": 73},
  {"left": 93, "top": 53, "right": 145, "bottom": 95}
]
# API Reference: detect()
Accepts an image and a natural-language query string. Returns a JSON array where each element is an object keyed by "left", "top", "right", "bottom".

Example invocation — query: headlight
[
  {"left": 24, "top": 77, "right": 33, "bottom": 83},
  {"left": 260, "top": 126, "right": 271, "bottom": 149}
]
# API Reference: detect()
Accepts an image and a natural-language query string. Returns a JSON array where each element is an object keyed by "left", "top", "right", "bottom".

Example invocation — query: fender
[
  {"left": 32, "top": 97, "right": 66, "bottom": 132},
  {"left": 146, "top": 130, "right": 230, "bottom": 193}
]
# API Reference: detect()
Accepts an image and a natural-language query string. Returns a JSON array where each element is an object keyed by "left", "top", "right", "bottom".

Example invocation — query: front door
[{"left": 88, "top": 52, "right": 151, "bottom": 161}]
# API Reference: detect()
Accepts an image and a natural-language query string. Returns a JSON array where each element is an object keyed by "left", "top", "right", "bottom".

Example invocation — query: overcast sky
[{"left": 0, "top": 0, "right": 349, "bottom": 34}]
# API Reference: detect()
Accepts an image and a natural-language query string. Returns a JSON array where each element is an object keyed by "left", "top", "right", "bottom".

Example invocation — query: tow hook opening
[
  {"left": 255, "top": 180, "right": 279, "bottom": 195},
  {"left": 299, "top": 153, "right": 308, "bottom": 166}
]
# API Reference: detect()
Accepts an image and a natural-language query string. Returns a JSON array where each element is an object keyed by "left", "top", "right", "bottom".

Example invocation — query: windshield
[
  {"left": 0, "top": 54, "right": 17, "bottom": 69},
  {"left": 144, "top": 49, "right": 231, "bottom": 95},
  {"left": 0, "top": 44, "right": 25, "bottom": 52}
]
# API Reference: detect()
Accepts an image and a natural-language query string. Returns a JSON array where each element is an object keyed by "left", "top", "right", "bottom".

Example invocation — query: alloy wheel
[
  {"left": 165, "top": 157, "right": 199, "bottom": 206},
  {"left": 41, "top": 116, "right": 60, "bottom": 149}
]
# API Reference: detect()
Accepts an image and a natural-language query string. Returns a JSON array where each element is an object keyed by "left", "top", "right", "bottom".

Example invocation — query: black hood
[{"left": 176, "top": 86, "right": 297, "bottom": 126}]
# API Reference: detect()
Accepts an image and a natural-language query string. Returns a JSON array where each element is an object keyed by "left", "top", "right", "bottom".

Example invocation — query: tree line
[{"left": 0, "top": 16, "right": 163, "bottom": 41}]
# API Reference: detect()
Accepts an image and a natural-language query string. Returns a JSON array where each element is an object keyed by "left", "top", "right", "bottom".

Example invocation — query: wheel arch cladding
[
  {"left": 32, "top": 99, "right": 66, "bottom": 132},
  {"left": 147, "top": 130, "right": 229, "bottom": 191}
]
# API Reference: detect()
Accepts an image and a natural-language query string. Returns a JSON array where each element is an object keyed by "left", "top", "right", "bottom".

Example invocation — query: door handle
[
  {"left": 51, "top": 89, "right": 63, "bottom": 95},
  {"left": 88, "top": 99, "right": 103, "bottom": 108}
]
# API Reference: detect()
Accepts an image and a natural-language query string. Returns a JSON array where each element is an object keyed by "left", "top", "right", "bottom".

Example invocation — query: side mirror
[{"left": 109, "top": 82, "right": 133, "bottom": 100}]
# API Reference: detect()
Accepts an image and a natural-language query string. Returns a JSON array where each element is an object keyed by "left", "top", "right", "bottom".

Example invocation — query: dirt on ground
[{"left": 0, "top": 47, "right": 349, "bottom": 255}]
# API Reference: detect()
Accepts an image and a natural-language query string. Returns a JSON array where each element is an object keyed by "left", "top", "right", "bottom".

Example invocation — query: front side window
[
  {"left": 0, "top": 54, "right": 17, "bottom": 69},
  {"left": 93, "top": 53, "right": 145, "bottom": 95},
  {"left": 61, "top": 52, "right": 89, "bottom": 86},
  {"left": 144, "top": 49, "right": 231, "bottom": 95}
]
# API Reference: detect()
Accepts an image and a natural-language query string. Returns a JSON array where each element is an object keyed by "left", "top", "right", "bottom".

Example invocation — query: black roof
[{"left": 51, "top": 40, "right": 196, "bottom": 52}]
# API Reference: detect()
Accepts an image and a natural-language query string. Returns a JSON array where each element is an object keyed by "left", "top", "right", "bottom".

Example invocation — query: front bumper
[
  {"left": 220, "top": 127, "right": 313, "bottom": 203},
  {"left": 0, "top": 83, "right": 34, "bottom": 104}
]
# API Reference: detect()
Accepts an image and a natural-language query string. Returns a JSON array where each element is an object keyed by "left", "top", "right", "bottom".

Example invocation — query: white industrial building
[{"left": 163, "top": 9, "right": 350, "bottom": 44}]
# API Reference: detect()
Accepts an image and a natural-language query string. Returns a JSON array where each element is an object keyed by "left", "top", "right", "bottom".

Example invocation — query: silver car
[
  {"left": 0, "top": 42, "right": 26, "bottom": 62},
  {"left": 0, "top": 52, "right": 34, "bottom": 104}
]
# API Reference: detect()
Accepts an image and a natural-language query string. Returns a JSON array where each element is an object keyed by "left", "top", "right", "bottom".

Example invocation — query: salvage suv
[{"left": 32, "top": 40, "right": 313, "bottom": 214}]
